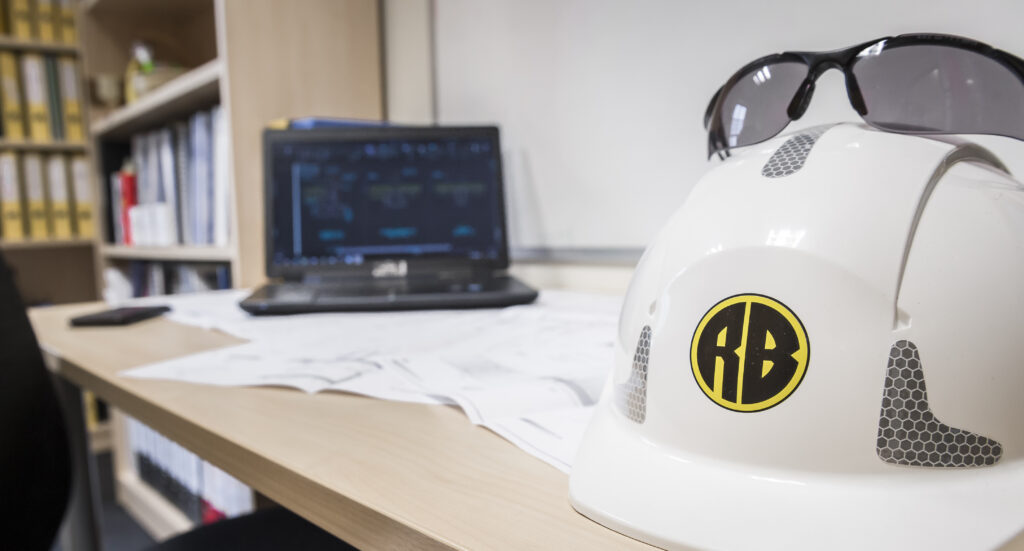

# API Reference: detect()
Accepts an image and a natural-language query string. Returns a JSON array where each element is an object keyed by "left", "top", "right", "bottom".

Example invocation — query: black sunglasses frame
[{"left": 703, "top": 33, "right": 1024, "bottom": 159}]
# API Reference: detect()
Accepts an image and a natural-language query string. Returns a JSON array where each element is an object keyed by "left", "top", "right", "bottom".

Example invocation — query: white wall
[
  {"left": 383, "top": 0, "right": 435, "bottom": 124},
  {"left": 427, "top": 0, "right": 1024, "bottom": 251}
]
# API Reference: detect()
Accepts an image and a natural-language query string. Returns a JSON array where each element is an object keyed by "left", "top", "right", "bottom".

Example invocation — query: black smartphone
[{"left": 70, "top": 306, "right": 171, "bottom": 327}]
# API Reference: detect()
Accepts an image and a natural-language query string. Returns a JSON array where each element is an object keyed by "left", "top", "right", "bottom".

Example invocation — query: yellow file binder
[
  {"left": 8, "top": 0, "right": 34, "bottom": 39},
  {"left": 0, "top": 152, "right": 24, "bottom": 240},
  {"left": 0, "top": 52, "right": 26, "bottom": 141},
  {"left": 0, "top": 0, "right": 8, "bottom": 35},
  {"left": 58, "top": 56, "right": 83, "bottom": 141},
  {"left": 57, "top": 0, "right": 75, "bottom": 45},
  {"left": 70, "top": 155, "right": 93, "bottom": 238},
  {"left": 22, "top": 153, "right": 49, "bottom": 238},
  {"left": 45, "top": 154, "right": 70, "bottom": 238},
  {"left": 21, "top": 54, "right": 52, "bottom": 143},
  {"left": 36, "top": 0, "right": 55, "bottom": 42}
]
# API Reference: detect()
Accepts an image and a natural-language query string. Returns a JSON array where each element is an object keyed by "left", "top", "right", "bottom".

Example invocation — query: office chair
[
  {"left": 0, "top": 251, "right": 357, "bottom": 551},
  {"left": 0, "top": 253, "right": 73, "bottom": 550}
]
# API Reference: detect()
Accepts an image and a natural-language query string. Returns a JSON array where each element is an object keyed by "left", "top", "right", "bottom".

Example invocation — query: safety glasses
[{"left": 704, "top": 34, "right": 1024, "bottom": 158}]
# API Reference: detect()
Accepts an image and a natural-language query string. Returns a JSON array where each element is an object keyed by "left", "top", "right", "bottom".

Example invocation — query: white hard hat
[{"left": 570, "top": 123, "right": 1024, "bottom": 550}]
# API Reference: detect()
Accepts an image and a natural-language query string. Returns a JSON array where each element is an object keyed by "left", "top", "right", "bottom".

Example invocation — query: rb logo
[{"left": 690, "top": 294, "right": 809, "bottom": 412}]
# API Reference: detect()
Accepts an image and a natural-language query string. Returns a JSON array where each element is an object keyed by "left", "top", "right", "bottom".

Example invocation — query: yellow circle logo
[{"left": 690, "top": 294, "right": 809, "bottom": 412}]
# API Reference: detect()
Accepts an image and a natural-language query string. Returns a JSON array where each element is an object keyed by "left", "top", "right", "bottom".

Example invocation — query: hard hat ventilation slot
[
  {"left": 761, "top": 125, "right": 830, "bottom": 178},
  {"left": 876, "top": 340, "right": 1003, "bottom": 467},
  {"left": 615, "top": 325, "right": 651, "bottom": 423}
]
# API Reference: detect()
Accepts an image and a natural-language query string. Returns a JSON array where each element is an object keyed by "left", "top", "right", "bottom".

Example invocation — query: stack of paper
[{"left": 122, "top": 290, "right": 621, "bottom": 473}]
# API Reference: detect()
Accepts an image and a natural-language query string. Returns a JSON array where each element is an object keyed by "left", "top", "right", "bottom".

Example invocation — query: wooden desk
[{"left": 30, "top": 302, "right": 653, "bottom": 550}]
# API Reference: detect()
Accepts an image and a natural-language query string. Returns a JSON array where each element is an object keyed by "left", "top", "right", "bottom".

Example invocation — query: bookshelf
[
  {"left": 78, "top": 0, "right": 383, "bottom": 538},
  {"left": 0, "top": 12, "right": 101, "bottom": 308}
]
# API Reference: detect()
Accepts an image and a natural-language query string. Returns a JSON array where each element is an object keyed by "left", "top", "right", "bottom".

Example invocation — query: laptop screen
[{"left": 264, "top": 126, "right": 509, "bottom": 277}]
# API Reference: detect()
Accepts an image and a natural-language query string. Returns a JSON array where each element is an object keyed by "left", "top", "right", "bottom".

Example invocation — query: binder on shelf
[
  {"left": 56, "top": 0, "right": 75, "bottom": 45},
  {"left": 57, "top": 56, "right": 83, "bottom": 141},
  {"left": 202, "top": 458, "right": 253, "bottom": 522},
  {"left": 128, "top": 259, "right": 145, "bottom": 297},
  {"left": 102, "top": 265, "right": 131, "bottom": 303},
  {"left": 145, "top": 131, "right": 160, "bottom": 207},
  {"left": 83, "top": 391, "right": 100, "bottom": 432},
  {"left": 119, "top": 165, "right": 137, "bottom": 245},
  {"left": 146, "top": 262, "right": 165, "bottom": 296},
  {"left": 0, "top": 52, "right": 26, "bottom": 141},
  {"left": 21, "top": 54, "right": 53, "bottom": 143},
  {"left": 171, "top": 263, "right": 231, "bottom": 294},
  {"left": 22, "top": 153, "right": 49, "bottom": 238},
  {"left": 158, "top": 128, "right": 181, "bottom": 243},
  {"left": 36, "top": 0, "right": 56, "bottom": 43},
  {"left": 126, "top": 131, "right": 173, "bottom": 246},
  {"left": 70, "top": 155, "right": 93, "bottom": 237},
  {"left": 173, "top": 122, "right": 192, "bottom": 244},
  {"left": 127, "top": 202, "right": 173, "bottom": 247},
  {"left": 131, "top": 133, "right": 144, "bottom": 200},
  {"left": 44, "top": 55, "right": 64, "bottom": 141},
  {"left": 0, "top": 152, "right": 24, "bottom": 240},
  {"left": 189, "top": 110, "right": 212, "bottom": 245},
  {"left": 108, "top": 171, "right": 122, "bottom": 244},
  {"left": 7, "top": 0, "right": 34, "bottom": 39},
  {"left": 211, "top": 105, "right": 229, "bottom": 246},
  {"left": 127, "top": 417, "right": 205, "bottom": 524},
  {"left": 45, "top": 154, "right": 70, "bottom": 238},
  {"left": 0, "top": 0, "right": 7, "bottom": 35}
]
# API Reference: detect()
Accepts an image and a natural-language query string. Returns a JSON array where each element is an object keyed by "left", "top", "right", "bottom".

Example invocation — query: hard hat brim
[{"left": 569, "top": 404, "right": 1024, "bottom": 550}]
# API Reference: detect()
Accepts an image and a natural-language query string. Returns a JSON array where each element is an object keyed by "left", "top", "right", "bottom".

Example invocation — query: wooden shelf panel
[
  {"left": 91, "top": 59, "right": 222, "bottom": 139},
  {"left": 84, "top": 0, "right": 212, "bottom": 20},
  {"left": 102, "top": 244, "right": 234, "bottom": 262},
  {"left": 0, "top": 238, "right": 95, "bottom": 250},
  {"left": 115, "top": 472, "right": 194, "bottom": 541},
  {"left": 89, "top": 421, "right": 112, "bottom": 453},
  {"left": 0, "top": 140, "right": 88, "bottom": 153},
  {"left": 0, "top": 35, "right": 77, "bottom": 55}
]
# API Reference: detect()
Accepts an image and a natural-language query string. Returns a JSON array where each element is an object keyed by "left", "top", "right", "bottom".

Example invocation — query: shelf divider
[
  {"left": 0, "top": 36, "right": 78, "bottom": 55},
  {"left": 101, "top": 244, "right": 235, "bottom": 262},
  {"left": 0, "top": 238, "right": 95, "bottom": 250},
  {"left": 0, "top": 140, "right": 88, "bottom": 153}
]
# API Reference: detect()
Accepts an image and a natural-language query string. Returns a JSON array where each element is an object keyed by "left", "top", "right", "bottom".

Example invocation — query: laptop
[{"left": 240, "top": 125, "right": 538, "bottom": 315}]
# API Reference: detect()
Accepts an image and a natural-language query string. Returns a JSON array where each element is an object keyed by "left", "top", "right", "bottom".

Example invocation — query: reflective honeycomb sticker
[
  {"left": 876, "top": 340, "right": 1002, "bottom": 467},
  {"left": 615, "top": 326, "right": 651, "bottom": 423},
  {"left": 761, "top": 126, "right": 830, "bottom": 178}
]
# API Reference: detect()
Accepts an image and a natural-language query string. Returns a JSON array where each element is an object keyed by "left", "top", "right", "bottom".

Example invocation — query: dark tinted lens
[
  {"left": 852, "top": 44, "right": 1024, "bottom": 139},
  {"left": 717, "top": 61, "right": 807, "bottom": 149}
]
